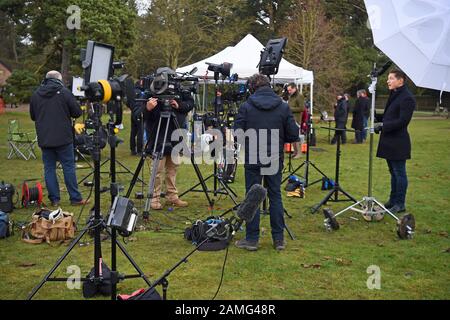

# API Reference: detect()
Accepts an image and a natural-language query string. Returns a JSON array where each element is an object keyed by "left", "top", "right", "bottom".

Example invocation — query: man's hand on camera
[
  {"left": 170, "top": 99, "right": 179, "bottom": 109},
  {"left": 374, "top": 122, "right": 383, "bottom": 134},
  {"left": 146, "top": 98, "right": 158, "bottom": 111}
]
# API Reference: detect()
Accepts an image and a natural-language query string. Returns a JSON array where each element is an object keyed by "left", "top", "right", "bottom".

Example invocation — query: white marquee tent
[
  {"left": 177, "top": 34, "right": 314, "bottom": 85},
  {"left": 177, "top": 34, "right": 315, "bottom": 110}
]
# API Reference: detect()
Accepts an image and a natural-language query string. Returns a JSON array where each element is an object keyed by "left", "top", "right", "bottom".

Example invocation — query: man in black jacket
[
  {"left": 30, "top": 71, "right": 87, "bottom": 207},
  {"left": 144, "top": 73, "right": 194, "bottom": 210},
  {"left": 234, "top": 74, "right": 300, "bottom": 251},
  {"left": 352, "top": 90, "right": 369, "bottom": 143},
  {"left": 375, "top": 69, "right": 415, "bottom": 214},
  {"left": 331, "top": 94, "right": 349, "bottom": 144},
  {"left": 127, "top": 84, "right": 144, "bottom": 155}
]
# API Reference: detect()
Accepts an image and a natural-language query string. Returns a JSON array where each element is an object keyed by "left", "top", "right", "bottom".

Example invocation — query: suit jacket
[
  {"left": 376, "top": 85, "right": 415, "bottom": 160},
  {"left": 351, "top": 97, "right": 368, "bottom": 131}
]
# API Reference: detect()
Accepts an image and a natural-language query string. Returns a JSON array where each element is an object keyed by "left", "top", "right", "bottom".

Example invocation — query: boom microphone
[{"left": 232, "top": 184, "right": 267, "bottom": 234}]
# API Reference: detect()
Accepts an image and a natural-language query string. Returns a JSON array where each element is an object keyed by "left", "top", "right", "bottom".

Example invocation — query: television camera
[{"left": 137, "top": 67, "right": 199, "bottom": 111}]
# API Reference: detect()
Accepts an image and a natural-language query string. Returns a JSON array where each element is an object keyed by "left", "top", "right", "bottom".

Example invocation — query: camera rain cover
[{"left": 150, "top": 67, "right": 176, "bottom": 94}]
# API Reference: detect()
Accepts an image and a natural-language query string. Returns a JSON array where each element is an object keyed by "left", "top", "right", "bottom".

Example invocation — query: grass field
[{"left": 0, "top": 110, "right": 449, "bottom": 300}]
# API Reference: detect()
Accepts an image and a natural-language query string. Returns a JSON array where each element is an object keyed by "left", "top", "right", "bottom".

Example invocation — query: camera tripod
[
  {"left": 125, "top": 98, "right": 214, "bottom": 219},
  {"left": 179, "top": 74, "right": 239, "bottom": 208},
  {"left": 310, "top": 127, "right": 357, "bottom": 214},
  {"left": 28, "top": 102, "right": 152, "bottom": 300},
  {"left": 282, "top": 112, "right": 329, "bottom": 188}
]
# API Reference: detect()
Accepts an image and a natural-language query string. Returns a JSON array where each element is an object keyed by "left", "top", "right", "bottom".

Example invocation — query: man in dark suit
[
  {"left": 352, "top": 89, "right": 369, "bottom": 143},
  {"left": 331, "top": 94, "right": 349, "bottom": 144},
  {"left": 375, "top": 69, "right": 415, "bottom": 214}
]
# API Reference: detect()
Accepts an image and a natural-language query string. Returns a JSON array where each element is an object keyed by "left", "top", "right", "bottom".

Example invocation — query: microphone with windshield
[{"left": 231, "top": 184, "right": 267, "bottom": 235}]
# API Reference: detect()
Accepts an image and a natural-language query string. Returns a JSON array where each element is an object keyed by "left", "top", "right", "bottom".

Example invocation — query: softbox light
[{"left": 82, "top": 40, "right": 115, "bottom": 84}]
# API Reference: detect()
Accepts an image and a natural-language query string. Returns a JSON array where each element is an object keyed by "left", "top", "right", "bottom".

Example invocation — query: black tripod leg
[
  {"left": 125, "top": 153, "right": 148, "bottom": 198},
  {"left": 115, "top": 159, "right": 146, "bottom": 185},
  {"left": 27, "top": 226, "right": 90, "bottom": 300},
  {"left": 179, "top": 173, "right": 214, "bottom": 198},
  {"left": 285, "top": 222, "right": 295, "bottom": 241},
  {"left": 310, "top": 162, "right": 329, "bottom": 179},
  {"left": 338, "top": 186, "right": 358, "bottom": 203},
  {"left": 284, "top": 208, "right": 292, "bottom": 219},
  {"left": 217, "top": 179, "right": 238, "bottom": 205},
  {"left": 310, "top": 188, "right": 336, "bottom": 214},
  {"left": 181, "top": 156, "right": 214, "bottom": 207},
  {"left": 282, "top": 162, "right": 306, "bottom": 184},
  {"left": 111, "top": 234, "right": 153, "bottom": 287}
]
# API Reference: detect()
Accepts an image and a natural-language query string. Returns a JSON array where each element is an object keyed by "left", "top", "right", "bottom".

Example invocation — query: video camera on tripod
[{"left": 137, "top": 67, "right": 199, "bottom": 110}]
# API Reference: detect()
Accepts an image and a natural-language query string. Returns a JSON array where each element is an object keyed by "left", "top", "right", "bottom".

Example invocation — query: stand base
[
  {"left": 27, "top": 221, "right": 152, "bottom": 300},
  {"left": 322, "top": 196, "right": 415, "bottom": 239}
]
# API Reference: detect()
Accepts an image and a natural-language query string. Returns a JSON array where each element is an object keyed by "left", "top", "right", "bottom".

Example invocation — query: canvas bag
[{"left": 22, "top": 208, "right": 76, "bottom": 244}]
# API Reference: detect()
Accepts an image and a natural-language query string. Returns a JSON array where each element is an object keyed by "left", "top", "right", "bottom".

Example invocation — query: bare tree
[{"left": 282, "top": 0, "right": 351, "bottom": 110}]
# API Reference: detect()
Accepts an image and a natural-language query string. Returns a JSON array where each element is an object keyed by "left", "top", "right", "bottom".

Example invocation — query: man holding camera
[
  {"left": 144, "top": 84, "right": 194, "bottom": 210},
  {"left": 30, "top": 71, "right": 88, "bottom": 207},
  {"left": 234, "top": 74, "right": 300, "bottom": 251},
  {"left": 375, "top": 69, "right": 415, "bottom": 214}
]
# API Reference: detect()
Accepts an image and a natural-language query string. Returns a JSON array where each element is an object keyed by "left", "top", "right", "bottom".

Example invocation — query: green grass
[{"left": 0, "top": 111, "right": 449, "bottom": 300}]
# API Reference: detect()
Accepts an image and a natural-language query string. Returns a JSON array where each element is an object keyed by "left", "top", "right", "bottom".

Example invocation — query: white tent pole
[{"left": 310, "top": 83, "right": 314, "bottom": 118}]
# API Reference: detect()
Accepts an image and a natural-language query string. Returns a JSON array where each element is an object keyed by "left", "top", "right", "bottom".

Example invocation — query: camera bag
[{"left": 21, "top": 208, "right": 76, "bottom": 244}]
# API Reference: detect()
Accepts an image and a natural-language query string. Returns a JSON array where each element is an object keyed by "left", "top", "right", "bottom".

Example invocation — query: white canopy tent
[{"left": 177, "top": 34, "right": 314, "bottom": 111}]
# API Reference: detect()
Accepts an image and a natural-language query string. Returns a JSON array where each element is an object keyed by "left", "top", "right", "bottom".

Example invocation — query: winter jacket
[
  {"left": 234, "top": 86, "right": 300, "bottom": 168},
  {"left": 351, "top": 97, "right": 368, "bottom": 131},
  {"left": 376, "top": 85, "right": 415, "bottom": 160},
  {"left": 30, "top": 78, "right": 82, "bottom": 148}
]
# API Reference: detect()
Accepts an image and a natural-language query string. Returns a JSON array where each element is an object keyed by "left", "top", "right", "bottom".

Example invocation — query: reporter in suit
[{"left": 375, "top": 69, "right": 415, "bottom": 214}]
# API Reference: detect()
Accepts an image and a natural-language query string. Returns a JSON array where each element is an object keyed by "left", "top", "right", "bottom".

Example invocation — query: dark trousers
[
  {"left": 130, "top": 117, "right": 143, "bottom": 153},
  {"left": 41, "top": 143, "right": 82, "bottom": 203},
  {"left": 244, "top": 165, "right": 285, "bottom": 242},
  {"left": 386, "top": 159, "right": 408, "bottom": 207},
  {"left": 355, "top": 130, "right": 364, "bottom": 143},
  {"left": 362, "top": 117, "right": 368, "bottom": 140},
  {"left": 331, "top": 122, "right": 347, "bottom": 144}
]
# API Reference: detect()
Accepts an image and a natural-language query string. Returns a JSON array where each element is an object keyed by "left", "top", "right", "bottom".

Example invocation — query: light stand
[
  {"left": 321, "top": 64, "right": 415, "bottom": 239},
  {"left": 27, "top": 102, "right": 153, "bottom": 300},
  {"left": 125, "top": 97, "right": 214, "bottom": 219},
  {"left": 282, "top": 111, "right": 329, "bottom": 187},
  {"left": 310, "top": 127, "right": 357, "bottom": 213}
]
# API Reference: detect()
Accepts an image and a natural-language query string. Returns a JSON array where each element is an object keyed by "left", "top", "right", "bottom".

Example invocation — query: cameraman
[
  {"left": 234, "top": 74, "right": 300, "bottom": 251},
  {"left": 144, "top": 86, "right": 194, "bottom": 210}
]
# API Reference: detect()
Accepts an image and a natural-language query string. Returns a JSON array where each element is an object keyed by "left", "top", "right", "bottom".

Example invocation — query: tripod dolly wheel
[
  {"left": 323, "top": 208, "right": 339, "bottom": 231},
  {"left": 397, "top": 213, "right": 415, "bottom": 240}
]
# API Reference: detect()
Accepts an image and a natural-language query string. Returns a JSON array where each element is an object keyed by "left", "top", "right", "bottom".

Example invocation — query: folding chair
[{"left": 7, "top": 119, "right": 37, "bottom": 160}]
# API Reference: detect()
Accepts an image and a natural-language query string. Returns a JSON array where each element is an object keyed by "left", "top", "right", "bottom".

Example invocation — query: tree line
[{"left": 0, "top": 0, "right": 437, "bottom": 109}]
